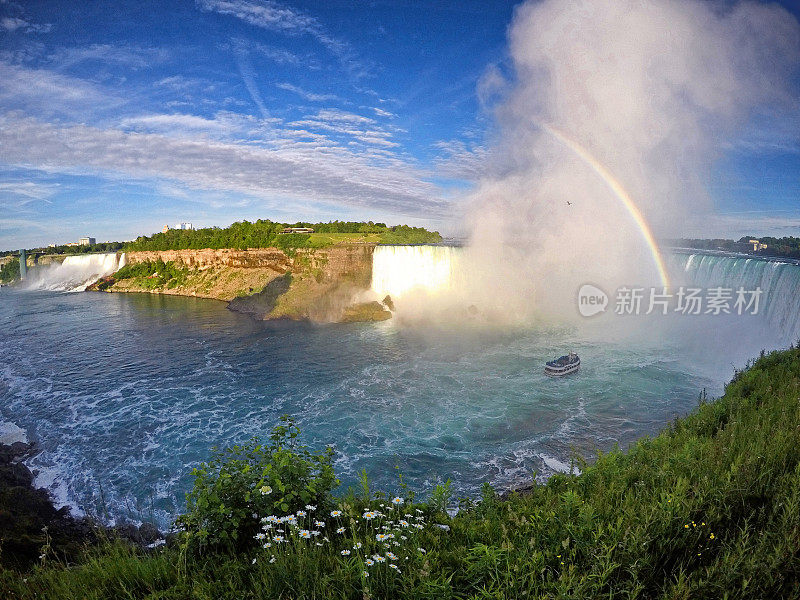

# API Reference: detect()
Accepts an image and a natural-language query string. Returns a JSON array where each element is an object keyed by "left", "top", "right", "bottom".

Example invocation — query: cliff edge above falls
[{"left": 91, "top": 245, "right": 392, "bottom": 323}]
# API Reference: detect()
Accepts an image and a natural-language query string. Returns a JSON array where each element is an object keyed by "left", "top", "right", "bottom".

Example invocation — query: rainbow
[{"left": 541, "top": 124, "right": 671, "bottom": 290}]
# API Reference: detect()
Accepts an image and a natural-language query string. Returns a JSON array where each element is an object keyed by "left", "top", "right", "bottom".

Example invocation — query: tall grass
[{"left": 5, "top": 347, "right": 800, "bottom": 599}]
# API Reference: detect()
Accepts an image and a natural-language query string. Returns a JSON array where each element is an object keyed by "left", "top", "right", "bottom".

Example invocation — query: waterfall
[
  {"left": 25, "top": 253, "right": 127, "bottom": 292},
  {"left": 371, "top": 245, "right": 462, "bottom": 300},
  {"left": 674, "top": 251, "right": 800, "bottom": 341}
]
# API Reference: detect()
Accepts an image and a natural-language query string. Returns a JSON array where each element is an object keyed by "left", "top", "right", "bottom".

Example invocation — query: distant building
[
  {"left": 749, "top": 239, "right": 768, "bottom": 251},
  {"left": 78, "top": 237, "right": 96, "bottom": 246},
  {"left": 162, "top": 225, "right": 170, "bottom": 233},
  {"left": 174, "top": 222, "right": 193, "bottom": 230},
  {"left": 66, "top": 242, "right": 79, "bottom": 247},
  {"left": 280, "top": 227, "right": 315, "bottom": 234}
]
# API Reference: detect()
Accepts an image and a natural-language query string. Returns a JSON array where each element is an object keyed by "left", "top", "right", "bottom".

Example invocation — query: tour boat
[{"left": 544, "top": 352, "right": 580, "bottom": 377}]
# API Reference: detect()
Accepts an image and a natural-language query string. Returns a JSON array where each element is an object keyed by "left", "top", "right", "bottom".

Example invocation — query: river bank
[{"left": 0, "top": 440, "right": 169, "bottom": 572}]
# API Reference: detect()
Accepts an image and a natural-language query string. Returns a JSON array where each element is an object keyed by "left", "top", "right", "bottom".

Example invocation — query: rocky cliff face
[
  {"left": 125, "top": 248, "right": 291, "bottom": 271},
  {"left": 266, "top": 245, "right": 380, "bottom": 322},
  {"left": 103, "top": 245, "right": 389, "bottom": 322}
]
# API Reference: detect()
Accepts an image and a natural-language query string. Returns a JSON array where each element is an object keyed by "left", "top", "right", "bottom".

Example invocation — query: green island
[
  {"left": 1, "top": 221, "right": 441, "bottom": 258},
  {"left": 3, "top": 345, "right": 800, "bottom": 598},
  {"left": 123, "top": 220, "right": 442, "bottom": 252}
]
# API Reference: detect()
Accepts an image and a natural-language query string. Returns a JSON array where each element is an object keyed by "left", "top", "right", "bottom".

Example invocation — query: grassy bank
[{"left": 4, "top": 347, "right": 800, "bottom": 598}]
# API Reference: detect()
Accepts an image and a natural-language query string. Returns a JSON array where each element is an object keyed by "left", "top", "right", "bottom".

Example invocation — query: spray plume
[{"left": 455, "top": 0, "right": 800, "bottom": 322}]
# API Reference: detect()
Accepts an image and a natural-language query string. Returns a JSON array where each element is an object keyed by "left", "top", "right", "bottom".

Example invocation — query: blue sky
[{"left": 0, "top": 0, "right": 798, "bottom": 250}]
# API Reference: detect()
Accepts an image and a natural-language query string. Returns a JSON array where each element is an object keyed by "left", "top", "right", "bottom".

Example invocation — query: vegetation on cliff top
[
  {"left": 5, "top": 346, "right": 800, "bottom": 598},
  {"left": 123, "top": 220, "right": 441, "bottom": 252}
]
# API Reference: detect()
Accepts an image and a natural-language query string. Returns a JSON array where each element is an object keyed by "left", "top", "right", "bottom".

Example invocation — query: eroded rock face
[
  {"left": 109, "top": 245, "right": 386, "bottom": 322},
  {"left": 266, "top": 245, "right": 377, "bottom": 322},
  {"left": 227, "top": 273, "right": 293, "bottom": 319},
  {"left": 125, "top": 248, "right": 292, "bottom": 271}
]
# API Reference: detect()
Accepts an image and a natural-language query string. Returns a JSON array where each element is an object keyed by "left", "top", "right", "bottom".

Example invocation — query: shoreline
[{"left": 0, "top": 438, "right": 167, "bottom": 571}]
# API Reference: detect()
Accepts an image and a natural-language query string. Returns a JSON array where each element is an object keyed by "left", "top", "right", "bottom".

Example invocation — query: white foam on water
[
  {"left": 0, "top": 420, "right": 27, "bottom": 445},
  {"left": 539, "top": 453, "right": 577, "bottom": 475}
]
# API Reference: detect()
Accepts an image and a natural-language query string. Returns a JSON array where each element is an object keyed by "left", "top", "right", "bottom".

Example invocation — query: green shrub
[
  {"left": 0, "top": 257, "right": 20, "bottom": 283},
  {"left": 114, "top": 260, "right": 188, "bottom": 289},
  {"left": 273, "top": 233, "right": 311, "bottom": 255},
  {"left": 176, "top": 416, "right": 338, "bottom": 554}
]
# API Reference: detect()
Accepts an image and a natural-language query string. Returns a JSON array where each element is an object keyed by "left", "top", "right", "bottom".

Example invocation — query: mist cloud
[{"left": 463, "top": 0, "right": 800, "bottom": 319}]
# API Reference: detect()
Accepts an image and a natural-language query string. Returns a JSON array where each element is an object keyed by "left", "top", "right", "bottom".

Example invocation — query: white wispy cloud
[
  {"left": 288, "top": 109, "right": 400, "bottom": 147},
  {"left": 433, "top": 139, "right": 490, "bottom": 180},
  {"left": 198, "top": 0, "right": 367, "bottom": 77},
  {"left": 276, "top": 82, "right": 340, "bottom": 103},
  {"left": 231, "top": 40, "right": 272, "bottom": 120},
  {"left": 0, "top": 61, "right": 124, "bottom": 118},
  {"left": 119, "top": 112, "right": 257, "bottom": 136},
  {"left": 197, "top": 0, "right": 318, "bottom": 35},
  {"left": 0, "top": 181, "right": 58, "bottom": 200},
  {"left": 0, "top": 113, "right": 446, "bottom": 216},
  {"left": 0, "top": 181, "right": 58, "bottom": 210},
  {"left": 371, "top": 107, "right": 396, "bottom": 118},
  {"left": 250, "top": 42, "right": 311, "bottom": 67},
  {"left": 1, "top": 16, "right": 51, "bottom": 33},
  {"left": 47, "top": 44, "right": 169, "bottom": 70}
]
